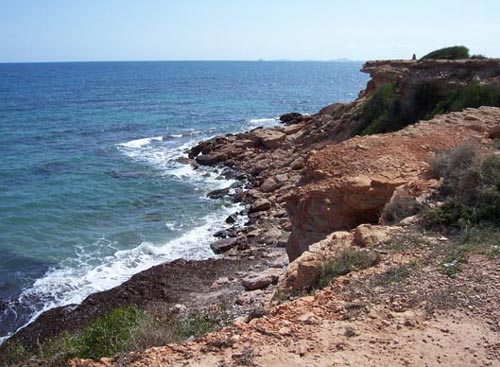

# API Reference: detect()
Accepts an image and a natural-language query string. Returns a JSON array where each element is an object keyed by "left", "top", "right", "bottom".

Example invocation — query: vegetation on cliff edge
[
  {"left": 357, "top": 81, "right": 500, "bottom": 135},
  {"left": 420, "top": 46, "right": 470, "bottom": 60}
]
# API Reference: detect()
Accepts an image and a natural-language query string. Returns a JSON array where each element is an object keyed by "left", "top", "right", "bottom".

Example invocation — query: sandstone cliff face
[
  {"left": 360, "top": 59, "right": 500, "bottom": 103},
  {"left": 286, "top": 107, "right": 500, "bottom": 261}
]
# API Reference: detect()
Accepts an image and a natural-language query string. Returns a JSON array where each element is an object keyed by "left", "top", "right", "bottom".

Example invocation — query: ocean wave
[
  {"left": 246, "top": 117, "right": 279, "bottom": 127},
  {"left": 117, "top": 136, "right": 191, "bottom": 170},
  {"left": 2, "top": 135, "right": 245, "bottom": 343},
  {"left": 117, "top": 136, "right": 236, "bottom": 191},
  {"left": 4, "top": 203, "right": 245, "bottom": 343},
  {"left": 120, "top": 136, "right": 164, "bottom": 149}
]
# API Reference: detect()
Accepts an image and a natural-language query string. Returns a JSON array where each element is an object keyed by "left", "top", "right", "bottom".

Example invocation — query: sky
[{"left": 1, "top": 0, "right": 499, "bottom": 63}]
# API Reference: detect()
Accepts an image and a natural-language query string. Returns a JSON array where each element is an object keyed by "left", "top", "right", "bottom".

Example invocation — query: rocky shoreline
[{"left": 3, "top": 58, "right": 500, "bottom": 365}]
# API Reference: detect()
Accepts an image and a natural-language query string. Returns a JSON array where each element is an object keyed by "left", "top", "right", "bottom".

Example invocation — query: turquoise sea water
[{"left": 0, "top": 61, "right": 368, "bottom": 340}]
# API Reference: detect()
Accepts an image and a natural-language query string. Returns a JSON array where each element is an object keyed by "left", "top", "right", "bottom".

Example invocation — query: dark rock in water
[
  {"left": 225, "top": 213, "right": 238, "bottom": 224},
  {"left": 210, "top": 238, "right": 237, "bottom": 254},
  {"left": 230, "top": 181, "right": 244, "bottom": 189},
  {"left": 220, "top": 167, "right": 239, "bottom": 180},
  {"left": 214, "top": 227, "right": 239, "bottom": 239},
  {"left": 195, "top": 154, "right": 219, "bottom": 166},
  {"left": 189, "top": 140, "right": 215, "bottom": 158},
  {"left": 176, "top": 156, "right": 199, "bottom": 168},
  {"left": 279, "top": 112, "right": 303, "bottom": 125},
  {"left": 207, "top": 188, "right": 230, "bottom": 199},
  {"left": 214, "top": 229, "right": 227, "bottom": 239}
]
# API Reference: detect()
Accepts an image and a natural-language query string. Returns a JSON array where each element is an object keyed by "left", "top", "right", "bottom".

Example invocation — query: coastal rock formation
[
  {"left": 360, "top": 58, "right": 500, "bottom": 100},
  {"left": 6, "top": 58, "right": 500, "bottom": 366},
  {"left": 286, "top": 107, "right": 500, "bottom": 260}
]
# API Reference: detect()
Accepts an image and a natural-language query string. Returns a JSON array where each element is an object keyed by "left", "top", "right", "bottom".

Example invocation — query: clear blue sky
[{"left": 1, "top": 0, "right": 499, "bottom": 62}]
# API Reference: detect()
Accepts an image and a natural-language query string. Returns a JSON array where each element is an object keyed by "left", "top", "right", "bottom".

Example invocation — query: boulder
[
  {"left": 249, "top": 198, "right": 271, "bottom": 213},
  {"left": 207, "top": 188, "right": 230, "bottom": 199},
  {"left": 353, "top": 224, "right": 393, "bottom": 247},
  {"left": 175, "top": 156, "right": 199, "bottom": 168},
  {"left": 282, "top": 124, "right": 304, "bottom": 135},
  {"left": 259, "top": 177, "right": 280, "bottom": 193},
  {"left": 210, "top": 239, "right": 237, "bottom": 254},
  {"left": 253, "top": 129, "right": 286, "bottom": 149},
  {"left": 241, "top": 268, "right": 283, "bottom": 291},
  {"left": 275, "top": 173, "right": 289, "bottom": 184},
  {"left": 293, "top": 261, "right": 322, "bottom": 290},
  {"left": 290, "top": 157, "right": 305, "bottom": 170},
  {"left": 280, "top": 112, "right": 303, "bottom": 124},
  {"left": 225, "top": 213, "right": 238, "bottom": 224}
]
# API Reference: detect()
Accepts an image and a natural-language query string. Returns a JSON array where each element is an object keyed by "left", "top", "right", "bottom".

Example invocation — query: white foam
[
  {"left": 118, "top": 136, "right": 237, "bottom": 192},
  {"left": 2, "top": 129, "right": 251, "bottom": 344},
  {"left": 118, "top": 136, "right": 194, "bottom": 170},
  {"left": 10, "top": 203, "right": 245, "bottom": 341},
  {"left": 247, "top": 117, "right": 280, "bottom": 128},
  {"left": 120, "top": 136, "right": 163, "bottom": 148}
]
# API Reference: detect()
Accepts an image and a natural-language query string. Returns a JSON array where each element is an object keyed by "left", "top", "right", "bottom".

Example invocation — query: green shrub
[
  {"left": 174, "top": 311, "right": 221, "bottom": 341},
  {"left": 315, "top": 249, "right": 380, "bottom": 289},
  {"left": 429, "top": 82, "right": 500, "bottom": 117},
  {"left": 413, "top": 81, "right": 500, "bottom": 121},
  {"left": 1, "top": 306, "right": 229, "bottom": 366},
  {"left": 421, "top": 46, "right": 470, "bottom": 60},
  {"left": 412, "top": 81, "right": 444, "bottom": 120},
  {"left": 0, "top": 341, "right": 29, "bottom": 366},
  {"left": 77, "top": 307, "right": 139, "bottom": 360},
  {"left": 357, "top": 80, "right": 500, "bottom": 137},
  {"left": 426, "top": 145, "right": 500, "bottom": 227},
  {"left": 356, "top": 82, "right": 410, "bottom": 135}
]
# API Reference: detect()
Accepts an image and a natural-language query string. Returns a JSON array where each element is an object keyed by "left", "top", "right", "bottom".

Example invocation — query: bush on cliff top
[{"left": 421, "top": 46, "right": 470, "bottom": 60}]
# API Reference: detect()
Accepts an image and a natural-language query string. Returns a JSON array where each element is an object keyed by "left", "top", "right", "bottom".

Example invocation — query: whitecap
[
  {"left": 247, "top": 117, "right": 280, "bottom": 128},
  {"left": 120, "top": 136, "right": 163, "bottom": 149}
]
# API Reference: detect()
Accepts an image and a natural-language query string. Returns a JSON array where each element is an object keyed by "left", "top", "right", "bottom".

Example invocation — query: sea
[{"left": 0, "top": 61, "right": 368, "bottom": 342}]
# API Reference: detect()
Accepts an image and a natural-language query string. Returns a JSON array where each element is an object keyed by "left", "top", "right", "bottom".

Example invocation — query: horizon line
[{"left": 0, "top": 58, "right": 365, "bottom": 65}]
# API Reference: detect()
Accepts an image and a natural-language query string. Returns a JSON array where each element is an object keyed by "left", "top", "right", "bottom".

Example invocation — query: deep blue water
[{"left": 0, "top": 61, "right": 368, "bottom": 340}]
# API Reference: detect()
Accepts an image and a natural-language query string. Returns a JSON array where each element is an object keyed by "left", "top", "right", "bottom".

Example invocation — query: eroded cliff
[{"left": 286, "top": 107, "right": 500, "bottom": 260}]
